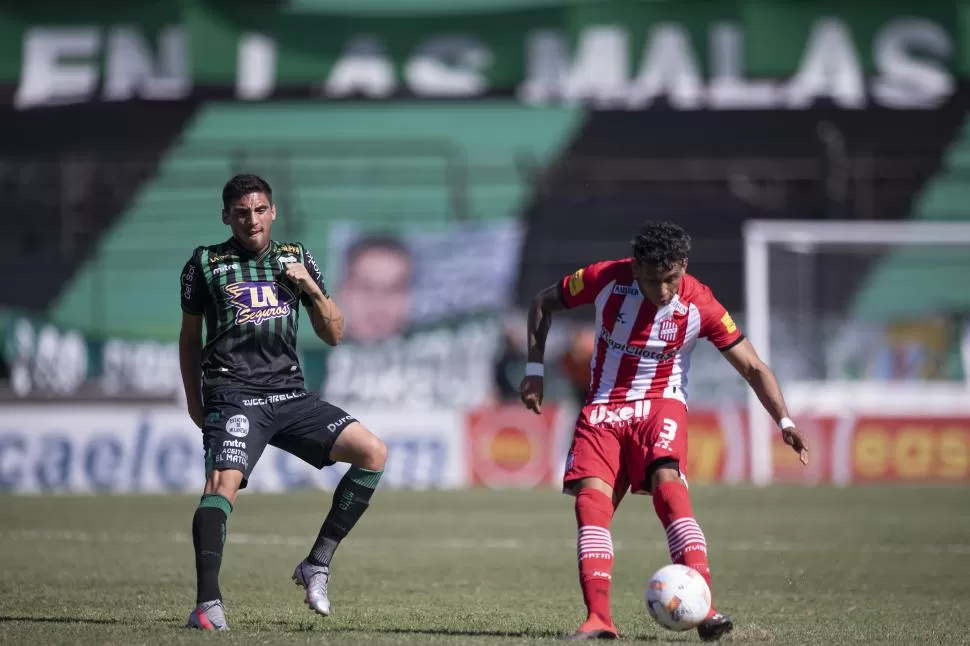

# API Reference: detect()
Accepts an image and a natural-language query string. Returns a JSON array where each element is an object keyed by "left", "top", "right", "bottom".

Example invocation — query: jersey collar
[{"left": 227, "top": 236, "right": 273, "bottom": 262}]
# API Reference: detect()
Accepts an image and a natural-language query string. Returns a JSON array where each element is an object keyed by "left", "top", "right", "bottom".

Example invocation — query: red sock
[
  {"left": 575, "top": 488, "right": 615, "bottom": 624},
  {"left": 652, "top": 480, "right": 716, "bottom": 618}
]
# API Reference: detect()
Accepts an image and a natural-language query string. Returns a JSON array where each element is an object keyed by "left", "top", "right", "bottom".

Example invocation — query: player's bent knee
[
  {"left": 363, "top": 433, "right": 388, "bottom": 470},
  {"left": 205, "top": 468, "right": 244, "bottom": 505},
  {"left": 647, "top": 459, "right": 681, "bottom": 493},
  {"left": 331, "top": 422, "right": 387, "bottom": 470},
  {"left": 566, "top": 476, "right": 614, "bottom": 498}
]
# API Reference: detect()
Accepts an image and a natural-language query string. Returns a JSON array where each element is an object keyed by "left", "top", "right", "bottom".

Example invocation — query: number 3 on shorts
[{"left": 655, "top": 418, "right": 678, "bottom": 451}]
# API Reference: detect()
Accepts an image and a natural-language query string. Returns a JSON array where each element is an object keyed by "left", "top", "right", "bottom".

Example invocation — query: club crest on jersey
[
  {"left": 658, "top": 319, "right": 679, "bottom": 342},
  {"left": 224, "top": 281, "right": 296, "bottom": 325}
]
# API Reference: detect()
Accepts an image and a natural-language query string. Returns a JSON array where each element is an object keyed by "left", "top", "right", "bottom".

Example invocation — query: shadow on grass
[
  {"left": 337, "top": 626, "right": 564, "bottom": 638},
  {"left": 0, "top": 616, "right": 124, "bottom": 626},
  {"left": 258, "top": 619, "right": 562, "bottom": 639},
  {"left": 0, "top": 616, "right": 674, "bottom": 642},
  {"left": 331, "top": 626, "right": 675, "bottom": 642},
  {"left": 265, "top": 620, "right": 675, "bottom": 641}
]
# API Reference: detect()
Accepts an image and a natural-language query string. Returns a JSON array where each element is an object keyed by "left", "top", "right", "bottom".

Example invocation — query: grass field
[{"left": 1, "top": 486, "right": 969, "bottom": 645}]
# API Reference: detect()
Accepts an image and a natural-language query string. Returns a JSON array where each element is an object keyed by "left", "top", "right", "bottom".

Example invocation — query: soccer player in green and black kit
[{"left": 179, "top": 174, "right": 387, "bottom": 631}]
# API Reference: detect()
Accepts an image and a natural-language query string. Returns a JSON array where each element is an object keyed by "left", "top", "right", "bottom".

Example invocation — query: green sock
[
  {"left": 193, "top": 493, "right": 233, "bottom": 603},
  {"left": 308, "top": 467, "right": 383, "bottom": 567}
]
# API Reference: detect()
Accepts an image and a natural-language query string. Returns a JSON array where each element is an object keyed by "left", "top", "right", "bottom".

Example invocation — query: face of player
[
  {"left": 342, "top": 248, "right": 412, "bottom": 343},
  {"left": 223, "top": 192, "right": 276, "bottom": 254},
  {"left": 633, "top": 260, "right": 687, "bottom": 307}
]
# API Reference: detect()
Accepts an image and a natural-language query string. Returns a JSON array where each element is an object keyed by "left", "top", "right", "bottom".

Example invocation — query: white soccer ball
[{"left": 645, "top": 564, "right": 712, "bottom": 631}]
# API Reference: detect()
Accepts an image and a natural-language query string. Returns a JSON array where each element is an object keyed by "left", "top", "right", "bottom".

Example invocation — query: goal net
[{"left": 743, "top": 220, "right": 970, "bottom": 485}]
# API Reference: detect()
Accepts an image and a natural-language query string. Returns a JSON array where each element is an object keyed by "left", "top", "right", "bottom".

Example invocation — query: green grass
[{"left": 1, "top": 486, "right": 969, "bottom": 645}]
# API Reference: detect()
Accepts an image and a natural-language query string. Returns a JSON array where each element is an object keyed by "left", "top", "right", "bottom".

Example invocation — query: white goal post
[{"left": 743, "top": 220, "right": 970, "bottom": 486}]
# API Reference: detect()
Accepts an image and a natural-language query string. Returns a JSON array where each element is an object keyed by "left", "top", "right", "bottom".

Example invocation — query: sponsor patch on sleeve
[
  {"left": 721, "top": 312, "right": 737, "bottom": 333},
  {"left": 567, "top": 269, "right": 585, "bottom": 297}
]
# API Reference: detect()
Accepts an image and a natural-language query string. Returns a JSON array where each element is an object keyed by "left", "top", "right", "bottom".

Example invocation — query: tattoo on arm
[
  {"left": 320, "top": 301, "right": 344, "bottom": 332},
  {"left": 310, "top": 295, "right": 345, "bottom": 345},
  {"left": 527, "top": 284, "right": 566, "bottom": 363}
]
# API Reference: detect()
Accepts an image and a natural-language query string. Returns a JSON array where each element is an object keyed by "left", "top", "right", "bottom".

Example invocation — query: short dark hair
[
  {"left": 631, "top": 221, "right": 691, "bottom": 272},
  {"left": 344, "top": 234, "right": 412, "bottom": 278},
  {"left": 222, "top": 174, "right": 273, "bottom": 211}
]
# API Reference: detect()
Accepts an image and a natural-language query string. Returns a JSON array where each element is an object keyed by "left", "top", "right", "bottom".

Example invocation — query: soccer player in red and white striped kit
[{"left": 520, "top": 222, "right": 809, "bottom": 641}]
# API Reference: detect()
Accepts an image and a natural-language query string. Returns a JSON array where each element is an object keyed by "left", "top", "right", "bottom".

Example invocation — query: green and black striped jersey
[{"left": 180, "top": 238, "right": 327, "bottom": 397}]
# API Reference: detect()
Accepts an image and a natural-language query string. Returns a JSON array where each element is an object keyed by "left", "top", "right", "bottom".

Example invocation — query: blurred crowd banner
[
  {"left": 0, "top": 219, "right": 523, "bottom": 403},
  {"left": 1, "top": 403, "right": 967, "bottom": 494},
  {"left": 3, "top": 1, "right": 970, "bottom": 109},
  {"left": 1, "top": 314, "right": 181, "bottom": 401},
  {"left": 0, "top": 406, "right": 466, "bottom": 493},
  {"left": 305, "top": 219, "right": 523, "bottom": 409}
]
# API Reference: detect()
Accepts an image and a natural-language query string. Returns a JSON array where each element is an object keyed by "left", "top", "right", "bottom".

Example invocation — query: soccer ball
[{"left": 645, "top": 564, "right": 712, "bottom": 631}]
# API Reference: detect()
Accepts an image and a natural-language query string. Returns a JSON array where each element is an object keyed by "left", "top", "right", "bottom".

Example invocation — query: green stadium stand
[
  {"left": 834, "top": 118, "right": 970, "bottom": 380},
  {"left": 851, "top": 129, "right": 970, "bottom": 322},
  {"left": 50, "top": 102, "right": 580, "bottom": 341}
]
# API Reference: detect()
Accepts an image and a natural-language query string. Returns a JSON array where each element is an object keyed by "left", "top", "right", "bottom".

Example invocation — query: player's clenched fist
[
  {"left": 519, "top": 376, "right": 544, "bottom": 414},
  {"left": 284, "top": 262, "right": 320, "bottom": 296},
  {"left": 783, "top": 426, "right": 810, "bottom": 465}
]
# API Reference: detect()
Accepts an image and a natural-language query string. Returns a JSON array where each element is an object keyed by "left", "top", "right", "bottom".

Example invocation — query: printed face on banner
[
  {"left": 332, "top": 222, "right": 522, "bottom": 344},
  {"left": 321, "top": 221, "right": 523, "bottom": 409},
  {"left": 339, "top": 242, "right": 414, "bottom": 344}
]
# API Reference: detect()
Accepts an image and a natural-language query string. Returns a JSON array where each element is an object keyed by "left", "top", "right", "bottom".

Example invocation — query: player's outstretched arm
[
  {"left": 519, "top": 283, "right": 566, "bottom": 414},
  {"left": 179, "top": 312, "right": 205, "bottom": 429},
  {"left": 721, "top": 339, "right": 809, "bottom": 465}
]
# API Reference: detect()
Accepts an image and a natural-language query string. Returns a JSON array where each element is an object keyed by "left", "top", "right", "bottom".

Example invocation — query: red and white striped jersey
[{"left": 559, "top": 258, "right": 743, "bottom": 405}]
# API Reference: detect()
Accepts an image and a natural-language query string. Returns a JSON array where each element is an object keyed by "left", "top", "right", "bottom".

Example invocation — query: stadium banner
[
  {"left": 834, "top": 416, "right": 970, "bottom": 484},
  {"left": 460, "top": 407, "right": 970, "bottom": 487},
  {"left": 466, "top": 403, "right": 562, "bottom": 489},
  {"left": 0, "top": 314, "right": 181, "bottom": 401},
  {"left": 762, "top": 413, "right": 970, "bottom": 485},
  {"left": 0, "top": 405, "right": 467, "bottom": 494},
  {"left": 3, "top": 1, "right": 967, "bottom": 109},
  {"left": 1, "top": 404, "right": 967, "bottom": 493},
  {"left": 306, "top": 220, "right": 523, "bottom": 410}
]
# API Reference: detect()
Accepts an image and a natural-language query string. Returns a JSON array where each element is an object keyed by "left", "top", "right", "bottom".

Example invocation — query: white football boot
[
  {"left": 186, "top": 599, "right": 229, "bottom": 631},
  {"left": 292, "top": 559, "right": 331, "bottom": 616}
]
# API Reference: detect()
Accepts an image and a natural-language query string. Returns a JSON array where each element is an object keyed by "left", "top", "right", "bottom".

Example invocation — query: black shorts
[{"left": 202, "top": 389, "right": 356, "bottom": 489}]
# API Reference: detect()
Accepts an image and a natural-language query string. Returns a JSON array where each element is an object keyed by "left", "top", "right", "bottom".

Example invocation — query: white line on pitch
[{"left": 3, "top": 529, "right": 970, "bottom": 556}]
